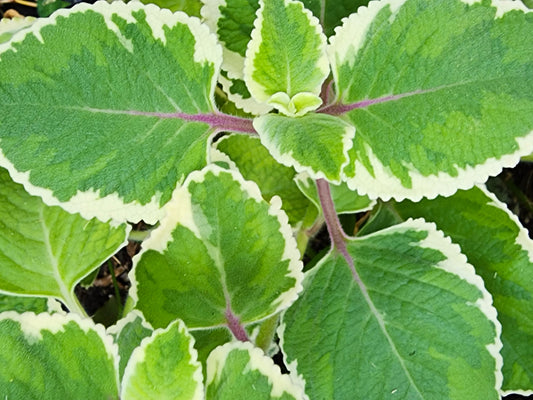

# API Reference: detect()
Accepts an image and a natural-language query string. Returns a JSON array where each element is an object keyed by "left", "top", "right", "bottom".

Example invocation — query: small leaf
[
  {"left": 0, "top": 2, "right": 222, "bottom": 222},
  {"left": 206, "top": 341, "right": 307, "bottom": 400},
  {"left": 244, "top": 0, "right": 329, "bottom": 115},
  {"left": 280, "top": 219, "right": 502, "bottom": 400},
  {"left": 213, "top": 134, "right": 315, "bottom": 226},
  {"left": 0, "top": 311, "right": 119, "bottom": 399},
  {"left": 390, "top": 186, "right": 533, "bottom": 393},
  {"left": 107, "top": 310, "right": 154, "bottom": 380},
  {"left": 253, "top": 113, "right": 354, "bottom": 183},
  {"left": 295, "top": 172, "right": 375, "bottom": 215},
  {"left": 0, "top": 167, "right": 129, "bottom": 314},
  {"left": 132, "top": 165, "right": 303, "bottom": 329},
  {"left": 327, "top": 0, "right": 533, "bottom": 200},
  {"left": 121, "top": 319, "right": 203, "bottom": 400}
]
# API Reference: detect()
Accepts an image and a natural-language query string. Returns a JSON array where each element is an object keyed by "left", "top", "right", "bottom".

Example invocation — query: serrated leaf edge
[
  {"left": 206, "top": 341, "right": 308, "bottom": 399},
  {"left": 129, "top": 164, "right": 304, "bottom": 316},
  {"left": 343, "top": 134, "right": 533, "bottom": 202},
  {"left": 0, "top": 1, "right": 223, "bottom": 224},
  {"left": 120, "top": 318, "right": 203, "bottom": 400}
]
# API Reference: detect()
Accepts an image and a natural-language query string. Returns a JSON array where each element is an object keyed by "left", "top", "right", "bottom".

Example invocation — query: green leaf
[
  {"left": 212, "top": 134, "right": 315, "bottom": 226},
  {"left": 390, "top": 186, "right": 533, "bottom": 393},
  {"left": 327, "top": 0, "right": 533, "bottom": 200},
  {"left": 295, "top": 172, "right": 375, "bottom": 214},
  {"left": 205, "top": 341, "right": 307, "bottom": 400},
  {"left": 0, "top": 167, "right": 129, "bottom": 314},
  {"left": 253, "top": 113, "right": 354, "bottom": 183},
  {"left": 37, "top": 0, "right": 70, "bottom": 18},
  {"left": 121, "top": 319, "right": 203, "bottom": 400},
  {"left": 141, "top": 0, "right": 203, "bottom": 15},
  {"left": 280, "top": 219, "right": 502, "bottom": 400},
  {"left": 244, "top": 0, "right": 328, "bottom": 115},
  {"left": 0, "top": 2, "right": 222, "bottom": 223},
  {"left": 0, "top": 293, "right": 49, "bottom": 313},
  {"left": 132, "top": 165, "right": 303, "bottom": 329},
  {"left": 0, "top": 311, "right": 119, "bottom": 399},
  {"left": 107, "top": 310, "right": 154, "bottom": 380}
]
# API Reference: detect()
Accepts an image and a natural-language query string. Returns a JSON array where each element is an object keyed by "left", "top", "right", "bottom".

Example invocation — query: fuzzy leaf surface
[
  {"left": 0, "top": 312, "right": 119, "bottom": 399},
  {"left": 121, "top": 319, "right": 203, "bottom": 400},
  {"left": 390, "top": 186, "right": 533, "bottom": 393},
  {"left": 132, "top": 165, "right": 303, "bottom": 329},
  {"left": 328, "top": 0, "right": 533, "bottom": 200},
  {"left": 281, "top": 219, "right": 502, "bottom": 400},
  {"left": 253, "top": 113, "right": 354, "bottom": 183},
  {"left": 0, "top": 167, "right": 128, "bottom": 313},
  {"left": 0, "top": 2, "right": 222, "bottom": 223},
  {"left": 206, "top": 341, "right": 307, "bottom": 399}
]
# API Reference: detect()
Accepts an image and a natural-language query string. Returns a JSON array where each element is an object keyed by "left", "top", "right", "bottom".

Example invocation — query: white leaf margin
[
  {"left": 478, "top": 185, "right": 533, "bottom": 396},
  {"left": 328, "top": 0, "right": 530, "bottom": 100},
  {"left": 0, "top": 1, "right": 222, "bottom": 224},
  {"left": 380, "top": 218, "right": 504, "bottom": 395},
  {"left": 253, "top": 114, "right": 355, "bottom": 184},
  {"left": 206, "top": 341, "right": 308, "bottom": 399},
  {"left": 278, "top": 218, "right": 504, "bottom": 396},
  {"left": 129, "top": 164, "right": 304, "bottom": 317},
  {"left": 120, "top": 318, "right": 203, "bottom": 400},
  {"left": 219, "top": 72, "right": 272, "bottom": 115},
  {"left": 0, "top": 311, "right": 120, "bottom": 388},
  {"left": 294, "top": 171, "right": 376, "bottom": 215},
  {"left": 243, "top": 0, "right": 329, "bottom": 104},
  {"left": 329, "top": 0, "right": 533, "bottom": 202},
  {"left": 106, "top": 309, "right": 154, "bottom": 339}
]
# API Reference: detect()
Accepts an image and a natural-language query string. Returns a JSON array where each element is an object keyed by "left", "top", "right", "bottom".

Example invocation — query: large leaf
[
  {"left": 121, "top": 319, "right": 203, "bottom": 400},
  {"left": 389, "top": 186, "right": 533, "bottom": 394},
  {"left": 0, "top": 1, "right": 222, "bottom": 223},
  {"left": 244, "top": 0, "right": 328, "bottom": 115},
  {"left": 0, "top": 167, "right": 129, "bottom": 314},
  {"left": 205, "top": 341, "right": 307, "bottom": 400},
  {"left": 131, "top": 165, "right": 303, "bottom": 329},
  {"left": 107, "top": 310, "right": 154, "bottom": 380},
  {"left": 0, "top": 311, "right": 119, "bottom": 399},
  {"left": 280, "top": 219, "right": 502, "bottom": 400},
  {"left": 327, "top": 0, "right": 533, "bottom": 200}
]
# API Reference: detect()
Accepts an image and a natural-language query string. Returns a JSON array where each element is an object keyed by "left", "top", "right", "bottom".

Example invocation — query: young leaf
[
  {"left": 0, "top": 167, "right": 129, "bottom": 315},
  {"left": 212, "top": 134, "right": 315, "bottom": 226},
  {"left": 0, "top": 311, "right": 119, "bottom": 399},
  {"left": 131, "top": 165, "right": 303, "bottom": 330},
  {"left": 253, "top": 113, "right": 354, "bottom": 183},
  {"left": 244, "top": 0, "right": 329, "bottom": 115},
  {"left": 107, "top": 310, "right": 154, "bottom": 380},
  {"left": 389, "top": 186, "right": 533, "bottom": 394},
  {"left": 205, "top": 341, "right": 307, "bottom": 400},
  {"left": 295, "top": 172, "right": 375, "bottom": 214},
  {"left": 280, "top": 219, "right": 502, "bottom": 400},
  {"left": 121, "top": 319, "right": 203, "bottom": 400},
  {"left": 327, "top": 0, "right": 533, "bottom": 201},
  {"left": 0, "top": 1, "right": 222, "bottom": 223}
]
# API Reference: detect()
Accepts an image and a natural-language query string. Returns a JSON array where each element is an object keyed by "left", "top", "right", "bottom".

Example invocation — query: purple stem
[
  {"left": 225, "top": 306, "right": 250, "bottom": 342},
  {"left": 83, "top": 107, "right": 256, "bottom": 134},
  {"left": 319, "top": 88, "right": 436, "bottom": 116},
  {"left": 316, "top": 179, "right": 359, "bottom": 281}
]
